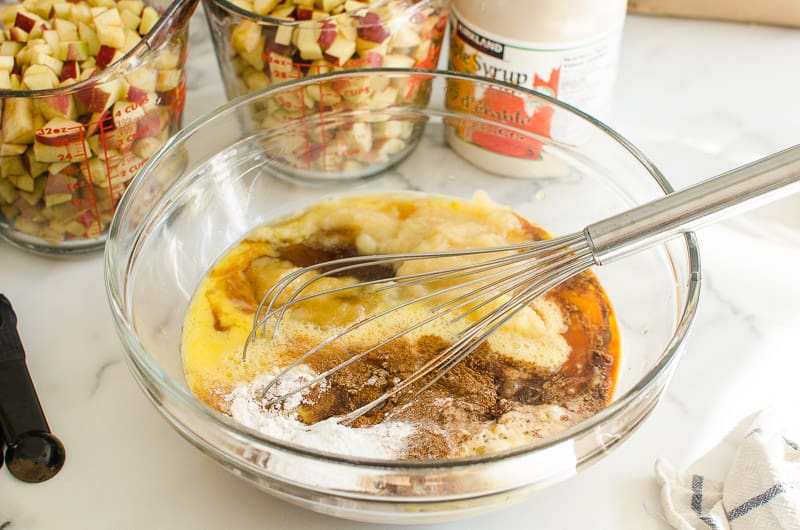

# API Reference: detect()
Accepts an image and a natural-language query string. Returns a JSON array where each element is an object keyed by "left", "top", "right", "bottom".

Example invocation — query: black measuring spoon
[{"left": 0, "top": 294, "right": 65, "bottom": 483}]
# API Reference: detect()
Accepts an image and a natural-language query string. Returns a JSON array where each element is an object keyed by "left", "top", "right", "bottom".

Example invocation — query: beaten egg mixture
[{"left": 182, "top": 192, "right": 619, "bottom": 459}]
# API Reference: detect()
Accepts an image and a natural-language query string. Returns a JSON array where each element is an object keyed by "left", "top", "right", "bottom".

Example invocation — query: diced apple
[
  {"left": 24, "top": 148, "right": 49, "bottom": 177},
  {"left": 60, "top": 59, "right": 79, "bottom": 81},
  {"left": 56, "top": 40, "right": 89, "bottom": 61},
  {"left": 92, "top": 6, "right": 121, "bottom": 26},
  {"left": 120, "top": 27, "right": 140, "bottom": 54},
  {"left": 356, "top": 12, "right": 389, "bottom": 43},
  {"left": 0, "top": 70, "right": 11, "bottom": 89},
  {"left": 321, "top": 0, "right": 345, "bottom": 12},
  {"left": 0, "top": 143, "right": 27, "bottom": 156},
  {"left": 119, "top": 8, "right": 139, "bottom": 31},
  {"left": 134, "top": 108, "right": 167, "bottom": 139},
  {"left": 14, "top": 11, "right": 37, "bottom": 33},
  {"left": 1, "top": 98, "right": 35, "bottom": 144},
  {"left": 34, "top": 119, "right": 91, "bottom": 162},
  {"left": 269, "top": 3, "right": 295, "bottom": 18},
  {"left": 388, "top": 25, "right": 420, "bottom": 49},
  {"left": 21, "top": 0, "right": 52, "bottom": 19},
  {"left": 0, "top": 55, "right": 14, "bottom": 70},
  {"left": 117, "top": 0, "right": 144, "bottom": 16},
  {"left": 124, "top": 65, "right": 156, "bottom": 92},
  {"left": 381, "top": 54, "right": 414, "bottom": 68},
  {"left": 44, "top": 171, "right": 75, "bottom": 206},
  {"left": 137, "top": 6, "right": 157, "bottom": 35},
  {"left": 317, "top": 21, "right": 337, "bottom": 49},
  {"left": 31, "top": 51, "right": 64, "bottom": 76},
  {"left": 40, "top": 93, "right": 77, "bottom": 121},
  {"left": 274, "top": 22, "right": 293, "bottom": 47},
  {"left": 88, "top": 78, "right": 123, "bottom": 112},
  {"left": 9, "top": 26, "right": 30, "bottom": 43},
  {"left": 343, "top": 0, "right": 368, "bottom": 12},
  {"left": 51, "top": 2, "right": 70, "bottom": 19},
  {"left": 155, "top": 68, "right": 180, "bottom": 91},
  {"left": 295, "top": 6, "right": 312, "bottom": 20},
  {"left": 0, "top": 156, "right": 27, "bottom": 178},
  {"left": 252, "top": 0, "right": 279, "bottom": 15},
  {"left": 53, "top": 17, "right": 78, "bottom": 41},
  {"left": 295, "top": 22, "right": 322, "bottom": 60},
  {"left": 323, "top": 33, "right": 355, "bottom": 64},
  {"left": 110, "top": 99, "right": 144, "bottom": 128},
  {"left": 94, "top": 43, "right": 120, "bottom": 67},
  {"left": 0, "top": 40, "right": 23, "bottom": 57},
  {"left": 96, "top": 22, "right": 125, "bottom": 49},
  {"left": 69, "top": 2, "right": 93, "bottom": 24},
  {"left": 77, "top": 21, "right": 100, "bottom": 56},
  {"left": 9, "top": 173, "right": 35, "bottom": 192},
  {"left": 0, "top": 179, "right": 17, "bottom": 203},
  {"left": 231, "top": 20, "right": 263, "bottom": 56},
  {"left": 18, "top": 174, "right": 44, "bottom": 203},
  {"left": 153, "top": 47, "right": 180, "bottom": 69},
  {"left": 23, "top": 62, "right": 59, "bottom": 88},
  {"left": 86, "top": 155, "right": 107, "bottom": 185}
]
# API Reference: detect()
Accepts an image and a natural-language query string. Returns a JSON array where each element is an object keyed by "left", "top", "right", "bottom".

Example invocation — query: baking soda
[{"left": 226, "top": 371, "right": 416, "bottom": 459}]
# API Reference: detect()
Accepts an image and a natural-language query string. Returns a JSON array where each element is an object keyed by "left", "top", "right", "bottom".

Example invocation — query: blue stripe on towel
[
  {"left": 692, "top": 475, "right": 704, "bottom": 514},
  {"left": 727, "top": 483, "right": 790, "bottom": 520}
]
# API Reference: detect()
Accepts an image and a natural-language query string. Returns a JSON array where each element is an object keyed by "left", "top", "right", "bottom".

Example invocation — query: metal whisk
[{"left": 245, "top": 144, "right": 800, "bottom": 422}]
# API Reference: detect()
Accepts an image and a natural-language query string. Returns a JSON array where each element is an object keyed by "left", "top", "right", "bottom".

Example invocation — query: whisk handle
[{"left": 585, "top": 144, "right": 800, "bottom": 264}]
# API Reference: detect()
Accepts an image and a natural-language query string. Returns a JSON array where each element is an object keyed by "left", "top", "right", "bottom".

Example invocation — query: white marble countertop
[{"left": 2, "top": 10, "right": 800, "bottom": 530}]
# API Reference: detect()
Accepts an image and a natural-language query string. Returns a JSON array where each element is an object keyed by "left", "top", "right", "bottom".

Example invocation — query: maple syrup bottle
[{"left": 446, "top": 0, "right": 627, "bottom": 176}]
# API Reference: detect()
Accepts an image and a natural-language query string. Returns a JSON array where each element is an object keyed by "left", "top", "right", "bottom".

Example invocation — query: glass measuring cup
[
  {"left": 0, "top": 0, "right": 198, "bottom": 255},
  {"left": 201, "top": 0, "right": 448, "bottom": 181},
  {"left": 202, "top": 0, "right": 448, "bottom": 100}
]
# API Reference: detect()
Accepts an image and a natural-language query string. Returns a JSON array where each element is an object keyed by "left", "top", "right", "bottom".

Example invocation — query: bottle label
[{"left": 447, "top": 7, "right": 622, "bottom": 160}]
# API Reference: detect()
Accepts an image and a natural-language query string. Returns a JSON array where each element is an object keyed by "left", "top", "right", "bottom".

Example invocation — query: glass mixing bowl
[{"left": 105, "top": 69, "right": 700, "bottom": 523}]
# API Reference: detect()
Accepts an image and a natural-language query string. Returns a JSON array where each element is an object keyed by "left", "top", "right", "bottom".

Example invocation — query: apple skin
[
  {"left": 14, "top": 12, "right": 37, "bottom": 33},
  {"left": 9, "top": 26, "right": 30, "bottom": 42},
  {"left": 40, "top": 94, "right": 78, "bottom": 121},
  {"left": 60, "top": 60, "right": 80, "bottom": 81},
  {"left": 317, "top": 21, "right": 337, "bottom": 49},
  {"left": 126, "top": 84, "right": 151, "bottom": 105},
  {"left": 94, "top": 44, "right": 117, "bottom": 68},
  {"left": 357, "top": 12, "right": 390, "bottom": 43}
]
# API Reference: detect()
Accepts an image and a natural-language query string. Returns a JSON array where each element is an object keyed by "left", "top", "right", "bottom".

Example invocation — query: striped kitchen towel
[{"left": 655, "top": 407, "right": 800, "bottom": 529}]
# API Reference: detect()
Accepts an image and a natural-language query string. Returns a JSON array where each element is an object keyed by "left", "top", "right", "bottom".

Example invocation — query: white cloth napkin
[{"left": 656, "top": 407, "right": 800, "bottom": 530}]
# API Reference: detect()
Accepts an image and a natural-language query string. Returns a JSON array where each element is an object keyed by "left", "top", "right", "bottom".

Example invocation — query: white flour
[{"left": 226, "top": 370, "right": 416, "bottom": 459}]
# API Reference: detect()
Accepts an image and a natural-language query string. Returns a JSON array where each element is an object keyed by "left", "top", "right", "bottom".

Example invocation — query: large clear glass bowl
[{"left": 104, "top": 69, "right": 700, "bottom": 524}]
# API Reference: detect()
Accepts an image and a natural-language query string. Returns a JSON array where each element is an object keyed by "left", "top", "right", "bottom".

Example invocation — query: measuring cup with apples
[
  {"left": 0, "top": 0, "right": 198, "bottom": 255},
  {"left": 202, "top": 0, "right": 448, "bottom": 181}
]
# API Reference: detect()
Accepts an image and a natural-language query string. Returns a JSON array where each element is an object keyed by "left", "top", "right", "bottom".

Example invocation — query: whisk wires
[{"left": 242, "top": 230, "right": 595, "bottom": 421}]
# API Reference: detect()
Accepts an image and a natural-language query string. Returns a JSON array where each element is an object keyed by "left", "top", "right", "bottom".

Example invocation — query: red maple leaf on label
[{"left": 533, "top": 67, "right": 561, "bottom": 98}]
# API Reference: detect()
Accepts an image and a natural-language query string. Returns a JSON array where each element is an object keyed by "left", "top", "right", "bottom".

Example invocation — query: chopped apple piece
[
  {"left": 33, "top": 117, "right": 91, "bottom": 162},
  {"left": 56, "top": 40, "right": 89, "bottom": 60},
  {"left": 40, "top": 93, "right": 77, "bottom": 120},
  {"left": 44, "top": 171, "right": 76, "bottom": 206},
  {"left": 0, "top": 143, "right": 27, "bottom": 156},
  {"left": 137, "top": 5, "right": 157, "bottom": 35},
  {"left": 1, "top": 97, "right": 35, "bottom": 144},
  {"left": 252, "top": 0, "right": 279, "bottom": 15},
  {"left": 53, "top": 17, "right": 78, "bottom": 41}
]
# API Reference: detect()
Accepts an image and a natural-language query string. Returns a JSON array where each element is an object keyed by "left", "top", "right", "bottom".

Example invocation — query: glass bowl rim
[{"left": 104, "top": 67, "right": 702, "bottom": 470}]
